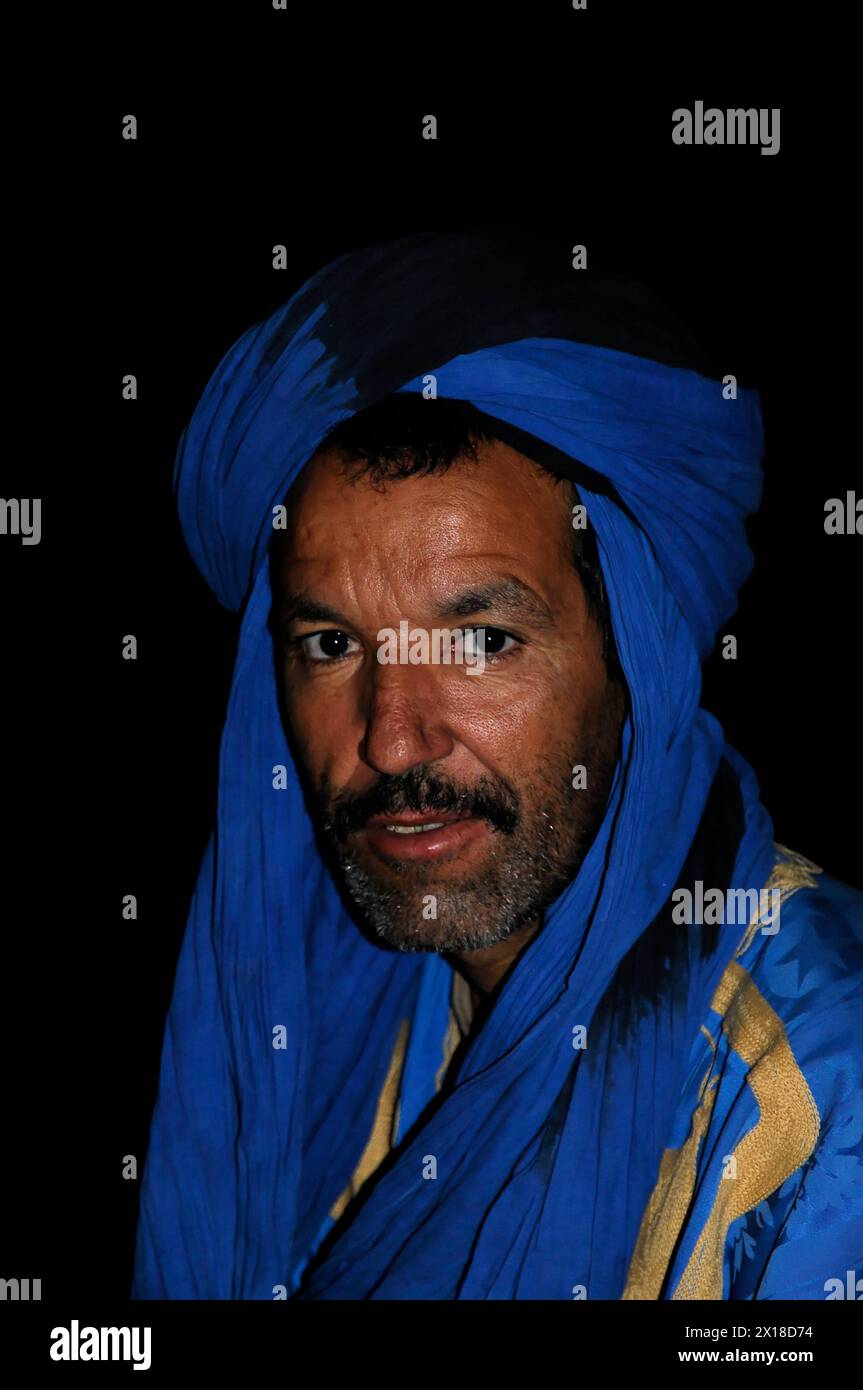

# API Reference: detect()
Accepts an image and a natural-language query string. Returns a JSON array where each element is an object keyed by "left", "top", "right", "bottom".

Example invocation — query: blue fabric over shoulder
[{"left": 131, "top": 231, "right": 781, "bottom": 1300}]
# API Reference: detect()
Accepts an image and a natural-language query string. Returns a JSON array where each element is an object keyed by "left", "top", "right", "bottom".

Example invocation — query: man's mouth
[
  {"left": 384, "top": 822, "right": 448, "bottom": 835},
  {"left": 362, "top": 809, "right": 490, "bottom": 863}
]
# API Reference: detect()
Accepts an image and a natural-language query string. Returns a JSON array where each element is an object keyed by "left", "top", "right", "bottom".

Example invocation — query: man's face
[{"left": 271, "top": 438, "right": 625, "bottom": 953}]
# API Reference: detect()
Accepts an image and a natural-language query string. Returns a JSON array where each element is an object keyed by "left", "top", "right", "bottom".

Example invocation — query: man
[{"left": 132, "top": 230, "right": 863, "bottom": 1300}]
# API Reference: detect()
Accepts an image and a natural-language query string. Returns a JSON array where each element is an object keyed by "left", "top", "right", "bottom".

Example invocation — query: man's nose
[{"left": 359, "top": 664, "right": 455, "bottom": 776}]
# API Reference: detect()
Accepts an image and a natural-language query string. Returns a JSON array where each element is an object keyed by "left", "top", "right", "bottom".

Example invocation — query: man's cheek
[
  {"left": 287, "top": 685, "right": 332, "bottom": 743},
  {"left": 283, "top": 696, "right": 330, "bottom": 782},
  {"left": 467, "top": 675, "right": 567, "bottom": 745},
  {"left": 456, "top": 708, "right": 558, "bottom": 770},
  {"left": 303, "top": 725, "right": 358, "bottom": 798}
]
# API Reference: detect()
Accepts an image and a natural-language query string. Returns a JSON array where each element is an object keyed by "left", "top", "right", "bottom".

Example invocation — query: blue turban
[{"left": 131, "top": 231, "right": 776, "bottom": 1299}]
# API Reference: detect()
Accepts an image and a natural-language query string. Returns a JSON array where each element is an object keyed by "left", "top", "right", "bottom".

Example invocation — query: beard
[{"left": 313, "top": 698, "right": 623, "bottom": 954}]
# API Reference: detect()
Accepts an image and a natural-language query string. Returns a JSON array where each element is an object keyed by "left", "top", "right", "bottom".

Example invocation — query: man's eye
[
  {"left": 461, "top": 627, "right": 518, "bottom": 659},
  {"left": 300, "top": 630, "right": 360, "bottom": 663}
]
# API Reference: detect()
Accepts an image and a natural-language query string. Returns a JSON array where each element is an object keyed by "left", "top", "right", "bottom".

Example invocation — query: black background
[{"left": 3, "top": 7, "right": 859, "bottom": 1324}]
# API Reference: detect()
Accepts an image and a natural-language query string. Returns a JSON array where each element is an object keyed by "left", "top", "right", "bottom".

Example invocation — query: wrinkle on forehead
[{"left": 275, "top": 439, "right": 576, "bottom": 590}]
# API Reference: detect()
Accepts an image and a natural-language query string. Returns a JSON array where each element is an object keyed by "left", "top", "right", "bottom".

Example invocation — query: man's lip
[
  {"left": 366, "top": 809, "right": 475, "bottom": 827},
  {"left": 362, "top": 813, "right": 490, "bottom": 863}
]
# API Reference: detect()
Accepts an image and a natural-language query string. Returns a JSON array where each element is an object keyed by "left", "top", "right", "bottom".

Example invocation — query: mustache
[{"left": 322, "top": 766, "right": 521, "bottom": 843}]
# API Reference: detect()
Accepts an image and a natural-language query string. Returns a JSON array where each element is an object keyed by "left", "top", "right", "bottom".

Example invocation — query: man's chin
[
  {"left": 332, "top": 856, "right": 529, "bottom": 953},
  {"left": 368, "top": 909, "right": 518, "bottom": 955}
]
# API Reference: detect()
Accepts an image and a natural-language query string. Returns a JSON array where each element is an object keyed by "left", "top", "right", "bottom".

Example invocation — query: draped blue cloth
[{"left": 131, "top": 237, "right": 788, "bottom": 1300}]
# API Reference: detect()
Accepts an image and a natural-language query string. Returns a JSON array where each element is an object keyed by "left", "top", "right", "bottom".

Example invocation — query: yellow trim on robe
[
  {"left": 623, "top": 847, "right": 822, "bottom": 1300},
  {"left": 622, "top": 1057, "right": 722, "bottom": 1300},
  {"left": 670, "top": 961, "right": 821, "bottom": 1299},
  {"left": 329, "top": 973, "right": 475, "bottom": 1222},
  {"left": 329, "top": 1018, "right": 411, "bottom": 1222}
]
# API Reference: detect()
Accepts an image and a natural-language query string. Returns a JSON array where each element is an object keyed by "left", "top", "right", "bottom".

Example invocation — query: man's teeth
[{"left": 385, "top": 822, "right": 447, "bottom": 834}]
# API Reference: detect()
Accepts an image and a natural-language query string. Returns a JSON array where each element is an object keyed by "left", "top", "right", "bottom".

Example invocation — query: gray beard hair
[{"left": 324, "top": 747, "right": 615, "bottom": 954}]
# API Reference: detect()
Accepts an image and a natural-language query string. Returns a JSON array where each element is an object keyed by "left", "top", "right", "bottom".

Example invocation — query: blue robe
[{"left": 130, "top": 232, "right": 863, "bottom": 1300}]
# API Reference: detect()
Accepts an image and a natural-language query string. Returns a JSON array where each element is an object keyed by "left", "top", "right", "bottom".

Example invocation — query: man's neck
[{"left": 448, "top": 917, "right": 542, "bottom": 1011}]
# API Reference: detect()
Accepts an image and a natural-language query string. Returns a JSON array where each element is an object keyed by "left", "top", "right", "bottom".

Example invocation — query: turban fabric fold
[{"left": 131, "top": 231, "right": 776, "bottom": 1299}]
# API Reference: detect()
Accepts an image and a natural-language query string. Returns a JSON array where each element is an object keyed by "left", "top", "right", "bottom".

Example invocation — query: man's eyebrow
[
  {"left": 272, "top": 579, "right": 556, "bottom": 631},
  {"left": 432, "top": 578, "right": 555, "bottom": 628},
  {"left": 273, "top": 591, "right": 347, "bottom": 628}
]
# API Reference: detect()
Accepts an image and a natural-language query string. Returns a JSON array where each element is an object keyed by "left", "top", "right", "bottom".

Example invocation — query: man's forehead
[{"left": 282, "top": 436, "right": 571, "bottom": 550}]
